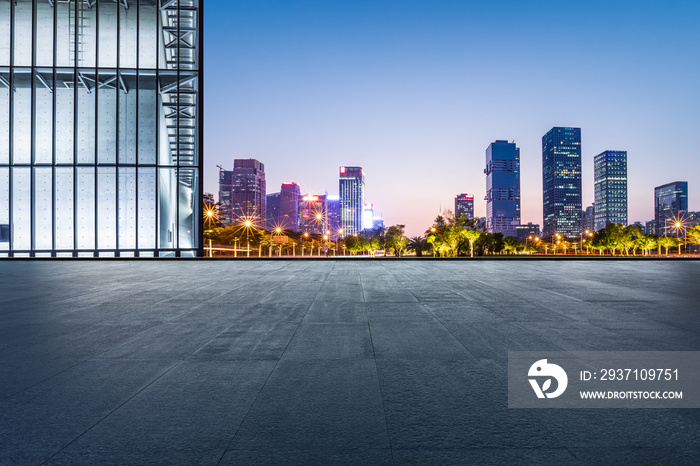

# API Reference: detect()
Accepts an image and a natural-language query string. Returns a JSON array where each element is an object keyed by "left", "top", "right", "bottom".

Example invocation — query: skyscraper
[
  {"left": 542, "top": 127, "right": 582, "bottom": 239},
  {"left": 594, "top": 151, "right": 628, "bottom": 231},
  {"left": 266, "top": 192, "right": 281, "bottom": 230},
  {"left": 654, "top": 181, "right": 688, "bottom": 235},
  {"left": 0, "top": 0, "right": 202, "bottom": 257},
  {"left": 339, "top": 166, "right": 364, "bottom": 237},
  {"left": 299, "top": 194, "right": 327, "bottom": 235},
  {"left": 454, "top": 194, "right": 475, "bottom": 222},
  {"left": 280, "top": 182, "right": 301, "bottom": 232},
  {"left": 485, "top": 140, "right": 520, "bottom": 237},
  {"left": 326, "top": 195, "right": 340, "bottom": 240},
  {"left": 583, "top": 204, "right": 596, "bottom": 232},
  {"left": 222, "top": 159, "right": 266, "bottom": 226}
]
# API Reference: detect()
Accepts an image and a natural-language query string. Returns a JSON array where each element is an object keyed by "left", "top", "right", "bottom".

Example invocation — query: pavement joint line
[
  {"left": 360, "top": 262, "right": 397, "bottom": 465},
  {"left": 215, "top": 260, "right": 334, "bottom": 465}
]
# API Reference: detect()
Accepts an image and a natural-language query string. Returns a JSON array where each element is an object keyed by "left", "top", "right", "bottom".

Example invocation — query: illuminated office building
[
  {"left": 280, "top": 182, "right": 301, "bottom": 232},
  {"left": 299, "top": 193, "right": 327, "bottom": 236},
  {"left": 0, "top": 0, "right": 203, "bottom": 257},
  {"left": 594, "top": 151, "right": 627, "bottom": 231},
  {"left": 542, "top": 127, "right": 582, "bottom": 239},
  {"left": 654, "top": 181, "right": 688, "bottom": 235},
  {"left": 485, "top": 140, "right": 520, "bottom": 237},
  {"left": 454, "top": 194, "right": 474, "bottom": 222},
  {"left": 339, "top": 166, "right": 364, "bottom": 237}
]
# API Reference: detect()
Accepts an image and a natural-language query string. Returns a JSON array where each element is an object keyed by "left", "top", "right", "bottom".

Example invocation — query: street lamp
[{"left": 580, "top": 230, "right": 592, "bottom": 255}]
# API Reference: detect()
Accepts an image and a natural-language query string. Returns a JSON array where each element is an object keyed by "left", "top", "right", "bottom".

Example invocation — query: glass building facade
[
  {"left": 542, "top": 127, "right": 582, "bottom": 239},
  {"left": 485, "top": 140, "right": 520, "bottom": 237},
  {"left": 0, "top": 0, "right": 203, "bottom": 257},
  {"left": 594, "top": 150, "right": 627, "bottom": 231},
  {"left": 654, "top": 181, "right": 688, "bottom": 236},
  {"left": 454, "top": 194, "right": 474, "bottom": 222},
  {"left": 339, "top": 166, "right": 364, "bottom": 237}
]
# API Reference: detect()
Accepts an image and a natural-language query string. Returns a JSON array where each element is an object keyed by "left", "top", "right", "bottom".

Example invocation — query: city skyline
[{"left": 205, "top": 1, "right": 700, "bottom": 237}]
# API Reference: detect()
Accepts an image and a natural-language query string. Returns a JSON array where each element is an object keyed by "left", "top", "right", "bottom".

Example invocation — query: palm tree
[{"left": 407, "top": 236, "right": 428, "bottom": 257}]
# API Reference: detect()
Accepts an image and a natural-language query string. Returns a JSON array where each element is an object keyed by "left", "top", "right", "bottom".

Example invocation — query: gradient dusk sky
[{"left": 204, "top": 0, "right": 700, "bottom": 236}]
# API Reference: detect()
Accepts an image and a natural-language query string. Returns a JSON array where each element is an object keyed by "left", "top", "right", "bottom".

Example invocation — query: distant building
[
  {"left": 542, "top": 127, "right": 582, "bottom": 239},
  {"left": 583, "top": 204, "right": 596, "bottom": 232},
  {"left": 594, "top": 151, "right": 628, "bottom": 231},
  {"left": 280, "top": 182, "right": 301, "bottom": 232},
  {"left": 654, "top": 181, "right": 688, "bottom": 235},
  {"left": 485, "top": 140, "right": 520, "bottom": 237},
  {"left": 266, "top": 193, "right": 281, "bottom": 230},
  {"left": 373, "top": 216, "right": 385, "bottom": 231},
  {"left": 646, "top": 220, "right": 658, "bottom": 236},
  {"left": 220, "top": 159, "right": 266, "bottom": 226},
  {"left": 299, "top": 194, "right": 328, "bottom": 236},
  {"left": 631, "top": 221, "right": 644, "bottom": 232},
  {"left": 455, "top": 194, "right": 475, "bottom": 222},
  {"left": 515, "top": 223, "right": 541, "bottom": 241},
  {"left": 339, "top": 167, "right": 365, "bottom": 237},
  {"left": 327, "top": 195, "right": 341, "bottom": 239},
  {"left": 362, "top": 203, "right": 375, "bottom": 232}
]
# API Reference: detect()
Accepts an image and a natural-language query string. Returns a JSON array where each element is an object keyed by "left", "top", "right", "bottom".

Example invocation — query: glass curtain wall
[{"left": 0, "top": 0, "right": 203, "bottom": 257}]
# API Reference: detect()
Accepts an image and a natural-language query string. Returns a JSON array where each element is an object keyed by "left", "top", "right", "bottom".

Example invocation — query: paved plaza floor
[{"left": 1, "top": 260, "right": 699, "bottom": 464}]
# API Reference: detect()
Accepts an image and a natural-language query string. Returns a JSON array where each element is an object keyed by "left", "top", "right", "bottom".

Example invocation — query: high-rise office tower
[
  {"left": 326, "top": 195, "right": 340, "bottom": 239},
  {"left": 339, "top": 166, "right": 364, "bottom": 237},
  {"left": 298, "top": 194, "right": 327, "bottom": 235},
  {"left": 218, "top": 170, "right": 234, "bottom": 226},
  {"left": 654, "top": 181, "right": 688, "bottom": 235},
  {"left": 266, "top": 192, "right": 281, "bottom": 230},
  {"left": 485, "top": 140, "right": 520, "bottom": 237},
  {"left": 454, "top": 194, "right": 475, "bottom": 222},
  {"left": 223, "top": 159, "right": 266, "bottom": 225},
  {"left": 542, "top": 127, "right": 582, "bottom": 239},
  {"left": 280, "top": 182, "right": 301, "bottom": 232},
  {"left": 0, "top": 0, "right": 202, "bottom": 257},
  {"left": 594, "top": 151, "right": 628, "bottom": 231},
  {"left": 362, "top": 203, "right": 375, "bottom": 232}
]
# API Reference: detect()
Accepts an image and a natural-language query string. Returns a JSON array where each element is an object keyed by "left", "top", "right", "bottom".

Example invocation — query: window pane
[
  {"left": 76, "top": 167, "right": 95, "bottom": 250},
  {"left": 56, "top": 1, "right": 75, "bottom": 67},
  {"left": 138, "top": 0, "right": 157, "bottom": 69},
  {"left": 119, "top": 168, "right": 136, "bottom": 249},
  {"left": 34, "top": 71, "right": 54, "bottom": 165},
  {"left": 97, "top": 71, "right": 117, "bottom": 164},
  {"left": 0, "top": 167, "right": 8, "bottom": 251},
  {"left": 35, "top": 1, "right": 54, "bottom": 66},
  {"left": 138, "top": 71, "right": 156, "bottom": 164},
  {"left": 118, "top": 71, "right": 137, "bottom": 164},
  {"left": 77, "top": 2, "right": 97, "bottom": 67},
  {"left": 56, "top": 70, "right": 75, "bottom": 165},
  {"left": 137, "top": 167, "right": 156, "bottom": 249},
  {"left": 119, "top": 3, "right": 138, "bottom": 68},
  {"left": 13, "top": 0, "right": 32, "bottom": 66},
  {"left": 77, "top": 71, "right": 96, "bottom": 164},
  {"left": 158, "top": 167, "right": 176, "bottom": 249},
  {"left": 55, "top": 167, "right": 74, "bottom": 250},
  {"left": 97, "top": 167, "right": 116, "bottom": 249},
  {"left": 0, "top": 68, "right": 8, "bottom": 164},
  {"left": 11, "top": 167, "right": 30, "bottom": 251},
  {"left": 98, "top": 0, "right": 118, "bottom": 68},
  {"left": 178, "top": 168, "right": 197, "bottom": 250},
  {"left": 34, "top": 167, "right": 52, "bottom": 250},
  {"left": 12, "top": 70, "right": 31, "bottom": 164},
  {"left": 0, "top": 1, "right": 10, "bottom": 65}
]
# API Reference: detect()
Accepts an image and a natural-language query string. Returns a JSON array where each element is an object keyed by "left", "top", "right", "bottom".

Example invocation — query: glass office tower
[
  {"left": 0, "top": 0, "right": 203, "bottom": 257},
  {"left": 542, "top": 127, "right": 582, "bottom": 239},
  {"left": 485, "top": 140, "right": 520, "bottom": 237},
  {"left": 339, "top": 166, "right": 364, "bottom": 237},
  {"left": 654, "top": 181, "right": 688, "bottom": 236},
  {"left": 594, "top": 150, "right": 627, "bottom": 231}
]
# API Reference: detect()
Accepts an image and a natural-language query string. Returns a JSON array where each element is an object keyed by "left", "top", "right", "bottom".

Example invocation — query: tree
[
  {"left": 385, "top": 225, "right": 408, "bottom": 257},
  {"left": 407, "top": 236, "right": 428, "bottom": 257},
  {"left": 464, "top": 229, "right": 482, "bottom": 258},
  {"left": 687, "top": 225, "right": 700, "bottom": 249},
  {"left": 503, "top": 236, "right": 519, "bottom": 255},
  {"left": 657, "top": 236, "right": 677, "bottom": 256}
]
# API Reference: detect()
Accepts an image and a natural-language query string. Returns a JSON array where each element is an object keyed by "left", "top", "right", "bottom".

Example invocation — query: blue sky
[{"left": 204, "top": 0, "right": 700, "bottom": 236}]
